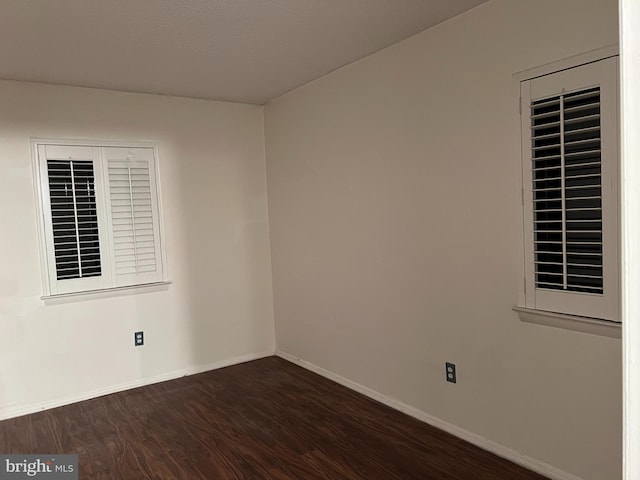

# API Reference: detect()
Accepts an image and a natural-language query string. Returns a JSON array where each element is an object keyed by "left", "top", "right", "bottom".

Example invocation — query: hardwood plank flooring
[{"left": 0, "top": 357, "right": 548, "bottom": 479}]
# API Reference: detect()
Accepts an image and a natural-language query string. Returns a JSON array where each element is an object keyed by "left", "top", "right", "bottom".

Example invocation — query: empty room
[{"left": 1, "top": 0, "right": 637, "bottom": 479}]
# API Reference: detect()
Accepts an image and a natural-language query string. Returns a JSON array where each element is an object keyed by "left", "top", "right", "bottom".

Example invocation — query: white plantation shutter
[
  {"left": 520, "top": 57, "right": 619, "bottom": 320},
  {"left": 47, "top": 158, "right": 102, "bottom": 280},
  {"left": 38, "top": 145, "right": 109, "bottom": 295},
  {"left": 530, "top": 87, "right": 603, "bottom": 293},
  {"left": 104, "top": 147, "right": 164, "bottom": 287}
]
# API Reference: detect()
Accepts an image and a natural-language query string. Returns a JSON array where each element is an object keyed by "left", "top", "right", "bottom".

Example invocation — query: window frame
[
  {"left": 513, "top": 46, "right": 622, "bottom": 329},
  {"left": 31, "top": 138, "right": 169, "bottom": 299}
]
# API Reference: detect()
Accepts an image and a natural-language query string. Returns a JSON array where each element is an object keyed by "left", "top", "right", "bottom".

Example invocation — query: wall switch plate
[
  {"left": 446, "top": 362, "right": 456, "bottom": 383},
  {"left": 134, "top": 331, "right": 144, "bottom": 346}
]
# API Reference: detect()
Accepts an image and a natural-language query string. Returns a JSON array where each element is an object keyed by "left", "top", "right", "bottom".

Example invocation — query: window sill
[
  {"left": 513, "top": 306, "right": 621, "bottom": 339},
  {"left": 41, "top": 281, "right": 172, "bottom": 305}
]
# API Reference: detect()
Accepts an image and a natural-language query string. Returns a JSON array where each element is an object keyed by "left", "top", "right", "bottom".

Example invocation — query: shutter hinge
[
  {"left": 521, "top": 187, "right": 524, "bottom": 206},
  {"left": 519, "top": 97, "right": 522, "bottom": 115},
  {"left": 524, "top": 277, "right": 527, "bottom": 295}
]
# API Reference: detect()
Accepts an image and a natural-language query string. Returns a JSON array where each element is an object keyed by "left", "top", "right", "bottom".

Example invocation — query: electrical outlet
[
  {"left": 445, "top": 362, "right": 456, "bottom": 383},
  {"left": 134, "top": 331, "right": 144, "bottom": 346}
]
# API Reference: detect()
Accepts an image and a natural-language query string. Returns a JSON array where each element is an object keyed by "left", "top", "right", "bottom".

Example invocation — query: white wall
[
  {"left": 265, "top": 1, "right": 621, "bottom": 479},
  {"left": 0, "top": 81, "right": 275, "bottom": 417},
  {"left": 620, "top": 1, "right": 640, "bottom": 478}
]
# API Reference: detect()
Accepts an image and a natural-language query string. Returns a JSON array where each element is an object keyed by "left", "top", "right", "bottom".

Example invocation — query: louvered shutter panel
[
  {"left": 47, "top": 159, "right": 102, "bottom": 280},
  {"left": 531, "top": 87, "right": 603, "bottom": 294},
  {"left": 40, "top": 145, "right": 108, "bottom": 294},
  {"left": 104, "top": 147, "right": 163, "bottom": 286}
]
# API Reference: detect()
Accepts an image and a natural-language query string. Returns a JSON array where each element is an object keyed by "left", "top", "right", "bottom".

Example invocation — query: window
[
  {"left": 34, "top": 141, "right": 166, "bottom": 297},
  {"left": 519, "top": 56, "right": 619, "bottom": 322}
]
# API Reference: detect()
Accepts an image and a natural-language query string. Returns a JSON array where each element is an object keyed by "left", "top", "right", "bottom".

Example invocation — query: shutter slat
[{"left": 564, "top": 102, "right": 600, "bottom": 114}]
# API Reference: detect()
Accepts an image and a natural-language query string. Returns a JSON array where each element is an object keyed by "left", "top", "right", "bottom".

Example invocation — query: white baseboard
[
  {"left": 0, "top": 349, "right": 274, "bottom": 421},
  {"left": 276, "top": 350, "right": 583, "bottom": 480}
]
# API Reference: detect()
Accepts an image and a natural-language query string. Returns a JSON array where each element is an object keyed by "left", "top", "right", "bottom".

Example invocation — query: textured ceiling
[{"left": 0, "top": 0, "right": 488, "bottom": 105}]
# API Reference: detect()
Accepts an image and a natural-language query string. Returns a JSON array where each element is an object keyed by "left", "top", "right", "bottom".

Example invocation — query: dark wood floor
[{"left": 0, "top": 357, "right": 548, "bottom": 479}]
